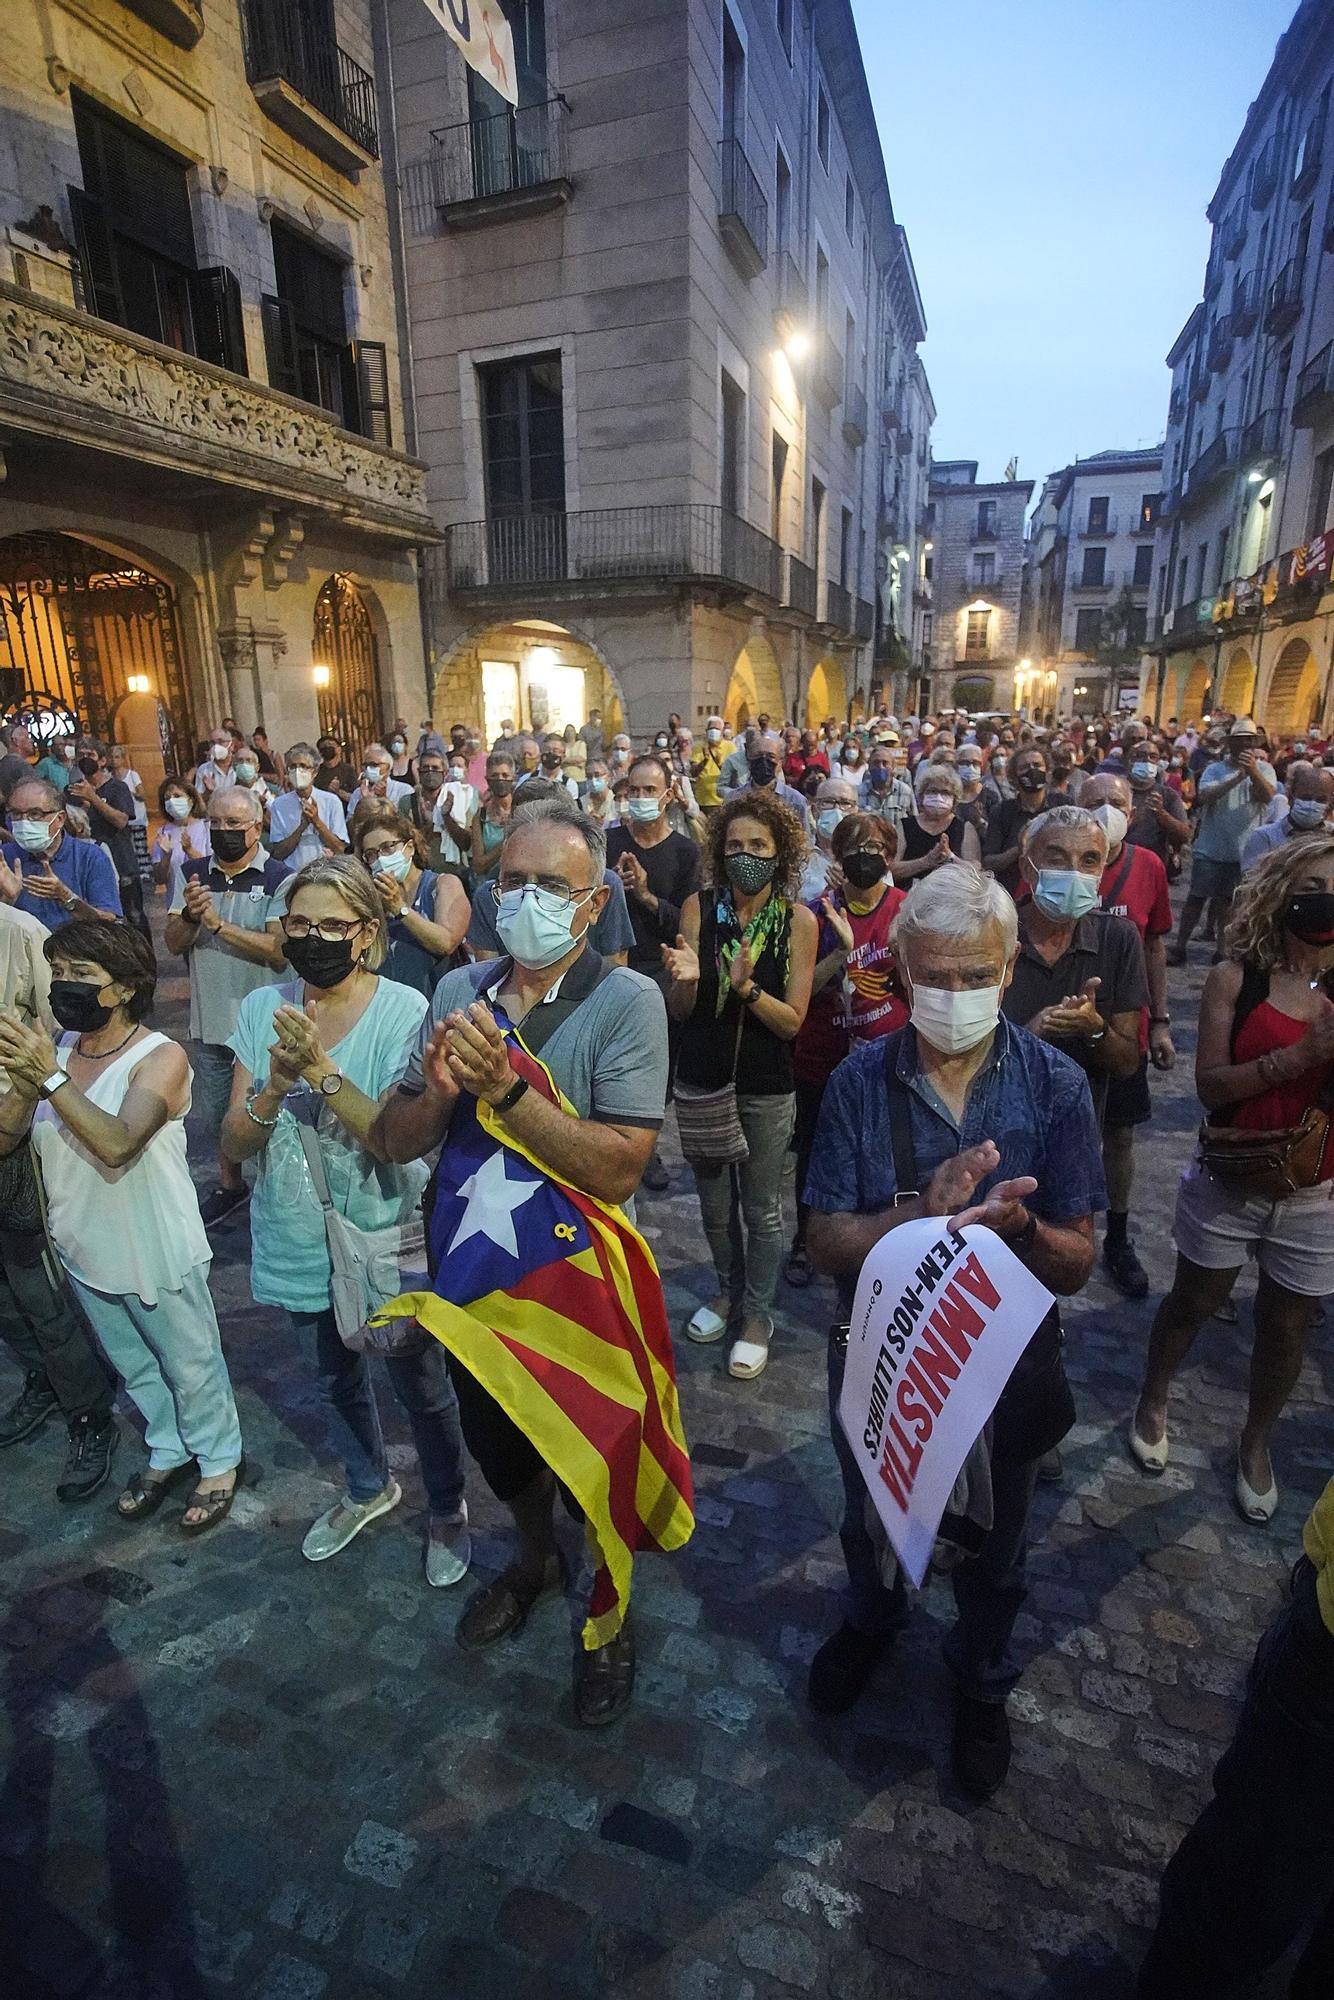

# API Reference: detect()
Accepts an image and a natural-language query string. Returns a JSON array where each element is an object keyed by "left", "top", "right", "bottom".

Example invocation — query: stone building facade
[
  {"left": 924, "top": 460, "right": 1032, "bottom": 715},
  {"left": 390, "top": 0, "right": 928, "bottom": 741},
  {"left": 1146, "top": 0, "right": 1334, "bottom": 737},
  {"left": 0, "top": 0, "right": 434, "bottom": 799}
]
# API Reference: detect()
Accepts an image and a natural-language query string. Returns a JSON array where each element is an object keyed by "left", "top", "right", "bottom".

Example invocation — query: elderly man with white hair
[
  {"left": 804, "top": 864, "right": 1106, "bottom": 1798},
  {"left": 347, "top": 744, "right": 413, "bottom": 818}
]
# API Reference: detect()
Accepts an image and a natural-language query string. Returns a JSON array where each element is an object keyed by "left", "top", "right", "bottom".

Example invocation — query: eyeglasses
[
  {"left": 8, "top": 810, "right": 59, "bottom": 824},
  {"left": 280, "top": 914, "right": 367, "bottom": 942},
  {"left": 490, "top": 878, "right": 596, "bottom": 911}
]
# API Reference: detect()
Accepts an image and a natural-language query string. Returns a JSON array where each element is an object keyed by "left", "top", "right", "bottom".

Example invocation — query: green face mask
[{"left": 725, "top": 852, "right": 777, "bottom": 896}]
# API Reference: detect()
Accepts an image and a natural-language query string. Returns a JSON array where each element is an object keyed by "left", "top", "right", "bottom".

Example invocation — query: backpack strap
[
  {"left": 882, "top": 1028, "right": 919, "bottom": 1201},
  {"left": 1229, "top": 959, "right": 1271, "bottom": 1062}
]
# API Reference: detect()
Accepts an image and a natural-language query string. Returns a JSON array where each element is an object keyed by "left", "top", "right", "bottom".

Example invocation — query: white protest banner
[
  {"left": 416, "top": 0, "right": 518, "bottom": 106},
  {"left": 838, "top": 1215, "right": 1055, "bottom": 1588}
]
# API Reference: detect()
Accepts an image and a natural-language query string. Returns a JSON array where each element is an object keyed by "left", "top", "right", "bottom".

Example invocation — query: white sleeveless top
[{"left": 32, "top": 1032, "right": 211, "bottom": 1305}]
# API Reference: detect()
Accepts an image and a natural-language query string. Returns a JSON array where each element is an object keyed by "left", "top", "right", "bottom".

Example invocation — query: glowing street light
[
  {"left": 312, "top": 663, "right": 331, "bottom": 688},
  {"left": 784, "top": 329, "right": 811, "bottom": 362}
]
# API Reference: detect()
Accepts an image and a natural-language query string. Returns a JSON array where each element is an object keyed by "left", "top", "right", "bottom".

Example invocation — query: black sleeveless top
[
  {"left": 676, "top": 896, "right": 795, "bottom": 1097},
  {"left": 899, "top": 811, "right": 967, "bottom": 861}
]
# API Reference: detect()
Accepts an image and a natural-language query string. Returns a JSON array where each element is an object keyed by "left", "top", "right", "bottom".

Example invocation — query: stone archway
[
  {"left": 431, "top": 620, "right": 627, "bottom": 746},
  {"left": 1219, "top": 648, "right": 1255, "bottom": 716},
  {"left": 1264, "top": 637, "right": 1320, "bottom": 738},
  {"left": 805, "top": 656, "right": 848, "bottom": 728},
  {"left": 725, "top": 636, "right": 784, "bottom": 731},
  {"left": 1178, "top": 658, "right": 1210, "bottom": 724}
]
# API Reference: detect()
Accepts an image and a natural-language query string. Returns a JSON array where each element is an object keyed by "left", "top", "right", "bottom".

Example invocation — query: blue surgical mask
[
  {"left": 1032, "top": 868, "right": 1102, "bottom": 922},
  {"left": 1288, "top": 797, "right": 1327, "bottom": 831},
  {"left": 370, "top": 847, "right": 412, "bottom": 882},
  {"left": 9, "top": 817, "right": 55, "bottom": 853},
  {"left": 625, "top": 795, "right": 663, "bottom": 822},
  {"left": 587, "top": 776, "right": 607, "bottom": 795},
  {"left": 815, "top": 808, "right": 845, "bottom": 841},
  {"left": 496, "top": 884, "right": 595, "bottom": 969},
  {"left": 1130, "top": 761, "right": 1157, "bottom": 784}
]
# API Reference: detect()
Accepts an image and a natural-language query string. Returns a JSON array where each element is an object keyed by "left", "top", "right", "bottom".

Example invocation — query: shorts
[
  {"left": 191, "top": 1041, "right": 236, "bottom": 1136},
  {"left": 1188, "top": 853, "right": 1241, "bottom": 903},
  {"left": 1104, "top": 1052, "right": 1152, "bottom": 1129},
  {"left": 1171, "top": 1161, "right": 1334, "bottom": 1297}
]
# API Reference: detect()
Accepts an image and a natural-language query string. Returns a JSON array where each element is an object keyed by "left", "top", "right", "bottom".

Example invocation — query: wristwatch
[
  {"left": 318, "top": 1069, "right": 343, "bottom": 1097},
  {"left": 493, "top": 1076, "right": 528, "bottom": 1114},
  {"left": 39, "top": 1070, "right": 69, "bottom": 1098},
  {"left": 742, "top": 982, "right": 762, "bottom": 1006}
]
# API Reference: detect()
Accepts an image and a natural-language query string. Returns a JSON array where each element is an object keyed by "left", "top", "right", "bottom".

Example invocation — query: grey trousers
[
  {"left": 0, "top": 1228, "right": 113, "bottom": 1424},
  {"left": 691, "top": 1091, "right": 796, "bottom": 1332}
]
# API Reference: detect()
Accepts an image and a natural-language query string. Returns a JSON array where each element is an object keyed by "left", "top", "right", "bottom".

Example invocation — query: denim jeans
[
  {"left": 190, "top": 1042, "right": 236, "bottom": 1141},
  {"left": 827, "top": 1333, "right": 1040, "bottom": 1701},
  {"left": 293, "top": 1308, "right": 465, "bottom": 1517},
  {"left": 0, "top": 1229, "right": 113, "bottom": 1423},
  {"left": 691, "top": 1092, "right": 796, "bottom": 1332},
  {"left": 1138, "top": 1558, "right": 1334, "bottom": 2000},
  {"left": 69, "top": 1265, "right": 242, "bottom": 1477}
]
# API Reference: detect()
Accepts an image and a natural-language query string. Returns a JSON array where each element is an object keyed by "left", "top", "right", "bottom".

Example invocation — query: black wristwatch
[
  {"left": 1012, "top": 1209, "right": 1039, "bottom": 1254},
  {"left": 742, "top": 982, "right": 762, "bottom": 1006},
  {"left": 493, "top": 1076, "right": 528, "bottom": 1114}
]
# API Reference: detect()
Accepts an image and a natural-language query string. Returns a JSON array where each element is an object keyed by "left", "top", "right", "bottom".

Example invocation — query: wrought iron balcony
[
  {"left": 842, "top": 382, "right": 868, "bottom": 447},
  {"left": 1168, "top": 389, "right": 1185, "bottom": 425},
  {"left": 1265, "top": 257, "right": 1303, "bottom": 335},
  {"left": 961, "top": 569, "right": 1004, "bottom": 591},
  {"left": 1203, "top": 258, "right": 1223, "bottom": 302},
  {"left": 1292, "top": 110, "right": 1325, "bottom": 196},
  {"left": 1190, "top": 369, "right": 1210, "bottom": 403},
  {"left": 785, "top": 552, "right": 817, "bottom": 618},
  {"left": 854, "top": 596, "right": 875, "bottom": 643},
  {"left": 1230, "top": 270, "right": 1262, "bottom": 334},
  {"left": 1207, "top": 314, "right": 1234, "bottom": 372},
  {"left": 824, "top": 580, "right": 854, "bottom": 632},
  {"left": 1071, "top": 567, "right": 1116, "bottom": 593},
  {"left": 439, "top": 505, "right": 784, "bottom": 602},
  {"left": 1249, "top": 131, "right": 1282, "bottom": 208},
  {"left": 1079, "top": 512, "right": 1116, "bottom": 538},
  {"left": 1221, "top": 202, "right": 1247, "bottom": 260},
  {"left": 718, "top": 137, "right": 768, "bottom": 277},
  {"left": 811, "top": 329, "right": 843, "bottom": 411},
  {"left": 243, "top": 0, "right": 378, "bottom": 172},
  {"left": 1169, "top": 598, "right": 1213, "bottom": 638},
  {"left": 1240, "top": 407, "right": 1280, "bottom": 464},
  {"left": 1294, "top": 344, "right": 1334, "bottom": 428},
  {"left": 1184, "top": 429, "right": 1237, "bottom": 502},
  {"left": 774, "top": 250, "right": 808, "bottom": 332},
  {"left": 432, "top": 96, "right": 570, "bottom": 224}
]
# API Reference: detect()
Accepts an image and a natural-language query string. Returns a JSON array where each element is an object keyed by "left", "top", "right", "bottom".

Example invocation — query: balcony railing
[
  {"left": 1249, "top": 131, "right": 1281, "bottom": 208},
  {"left": 1294, "top": 344, "right": 1334, "bottom": 428},
  {"left": 440, "top": 505, "right": 784, "bottom": 601},
  {"left": 1190, "top": 369, "right": 1210, "bottom": 403},
  {"left": 1072, "top": 567, "right": 1116, "bottom": 592},
  {"left": 854, "top": 596, "right": 875, "bottom": 643},
  {"left": 971, "top": 517, "right": 999, "bottom": 542},
  {"left": 1184, "top": 430, "right": 1237, "bottom": 500},
  {"left": 1221, "top": 203, "right": 1247, "bottom": 260},
  {"left": 1293, "top": 110, "right": 1325, "bottom": 196},
  {"left": 842, "top": 381, "right": 868, "bottom": 446},
  {"left": 962, "top": 569, "right": 1004, "bottom": 591},
  {"left": 1265, "top": 257, "right": 1303, "bottom": 335},
  {"left": 1079, "top": 512, "right": 1116, "bottom": 538},
  {"left": 1168, "top": 389, "right": 1185, "bottom": 425},
  {"left": 1169, "top": 598, "right": 1213, "bottom": 638},
  {"left": 242, "top": 0, "right": 378, "bottom": 167},
  {"left": 1230, "top": 269, "right": 1262, "bottom": 333},
  {"left": 786, "top": 552, "right": 817, "bottom": 618},
  {"left": 775, "top": 250, "right": 808, "bottom": 329},
  {"left": 812, "top": 329, "right": 844, "bottom": 411},
  {"left": 1240, "top": 407, "right": 1280, "bottom": 465},
  {"left": 718, "top": 137, "right": 768, "bottom": 276},
  {"left": 824, "top": 581, "right": 853, "bottom": 631},
  {"left": 432, "top": 97, "right": 569, "bottom": 217},
  {"left": 1207, "top": 314, "right": 1234, "bottom": 372}
]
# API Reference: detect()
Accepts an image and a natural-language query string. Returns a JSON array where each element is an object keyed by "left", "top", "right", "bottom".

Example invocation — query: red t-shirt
[
  {"left": 1233, "top": 999, "right": 1334, "bottom": 1177},
  {"left": 1099, "top": 843, "right": 1170, "bottom": 1051},
  {"left": 795, "top": 885, "right": 908, "bottom": 1083}
]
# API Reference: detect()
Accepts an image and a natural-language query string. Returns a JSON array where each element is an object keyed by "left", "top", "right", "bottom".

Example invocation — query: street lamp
[
  {"left": 126, "top": 673, "right": 151, "bottom": 694},
  {"left": 784, "top": 329, "right": 811, "bottom": 361},
  {"left": 312, "top": 663, "right": 331, "bottom": 688}
]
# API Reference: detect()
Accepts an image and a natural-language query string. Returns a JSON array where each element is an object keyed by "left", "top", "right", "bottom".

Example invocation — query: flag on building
[
  {"left": 1003, "top": 456, "right": 1018, "bottom": 481},
  {"left": 416, "top": 0, "right": 519, "bottom": 106},
  {"left": 372, "top": 1027, "right": 694, "bottom": 1649}
]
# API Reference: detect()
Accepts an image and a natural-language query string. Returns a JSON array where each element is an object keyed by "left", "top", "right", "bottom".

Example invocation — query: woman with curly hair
[
  {"left": 1130, "top": 834, "right": 1334, "bottom": 1523},
  {"left": 663, "top": 791, "right": 817, "bottom": 1379}
]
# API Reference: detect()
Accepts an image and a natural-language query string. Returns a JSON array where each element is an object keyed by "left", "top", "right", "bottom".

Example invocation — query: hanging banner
[
  {"left": 838, "top": 1216, "right": 1055, "bottom": 1588},
  {"left": 417, "top": 0, "right": 519, "bottom": 106}
]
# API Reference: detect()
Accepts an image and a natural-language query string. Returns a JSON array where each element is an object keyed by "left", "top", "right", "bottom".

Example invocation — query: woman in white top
[
  {"left": 151, "top": 776, "right": 211, "bottom": 884},
  {"left": 0, "top": 920, "right": 244, "bottom": 1533}
]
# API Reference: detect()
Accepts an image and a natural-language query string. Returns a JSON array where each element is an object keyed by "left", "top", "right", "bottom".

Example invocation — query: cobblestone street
[{"left": 1, "top": 943, "right": 1329, "bottom": 2000}]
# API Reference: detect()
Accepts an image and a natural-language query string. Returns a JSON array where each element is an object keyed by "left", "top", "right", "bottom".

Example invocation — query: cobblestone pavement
[{"left": 1, "top": 933, "right": 1329, "bottom": 2000}]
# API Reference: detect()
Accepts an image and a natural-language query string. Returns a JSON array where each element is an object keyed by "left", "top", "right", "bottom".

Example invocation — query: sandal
[
  {"left": 116, "top": 1460, "right": 196, "bottom": 1522},
  {"left": 180, "top": 1457, "right": 248, "bottom": 1538}
]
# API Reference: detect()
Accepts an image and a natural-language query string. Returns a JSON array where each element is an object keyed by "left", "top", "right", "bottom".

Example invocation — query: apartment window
[
  {"left": 1080, "top": 547, "right": 1107, "bottom": 588},
  {"left": 722, "top": 10, "right": 745, "bottom": 141},
  {"left": 720, "top": 370, "right": 745, "bottom": 514},
  {"left": 1086, "top": 494, "right": 1110, "bottom": 532},
  {"left": 264, "top": 223, "right": 371, "bottom": 435},
  {"left": 776, "top": 0, "right": 792, "bottom": 60},
  {"left": 839, "top": 506, "right": 854, "bottom": 589},
  {"left": 976, "top": 499, "right": 996, "bottom": 536},
  {"left": 1133, "top": 542, "right": 1154, "bottom": 588},
  {"left": 923, "top": 549, "right": 933, "bottom": 582},
  {"left": 775, "top": 143, "right": 791, "bottom": 249},
  {"left": 816, "top": 86, "right": 830, "bottom": 168},
  {"left": 964, "top": 609, "right": 991, "bottom": 660},
  {"left": 922, "top": 613, "right": 933, "bottom": 649},
  {"left": 1310, "top": 448, "right": 1334, "bottom": 538},
  {"left": 479, "top": 352, "right": 565, "bottom": 518},
  {"left": 1139, "top": 491, "right": 1161, "bottom": 529},
  {"left": 844, "top": 174, "right": 855, "bottom": 239},
  {"left": 810, "top": 476, "right": 826, "bottom": 570},
  {"left": 973, "top": 552, "right": 995, "bottom": 585},
  {"left": 770, "top": 431, "right": 788, "bottom": 545},
  {"left": 1127, "top": 606, "right": 1148, "bottom": 646},
  {"left": 468, "top": 0, "right": 550, "bottom": 126},
  {"left": 1074, "top": 608, "right": 1102, "bottom": 651}
]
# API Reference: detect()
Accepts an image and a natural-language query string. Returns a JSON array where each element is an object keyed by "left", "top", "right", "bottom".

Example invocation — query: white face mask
[
  {"left": 920, "top": 791, "right": 954, "bottom": 816},
  {"left": 165, "top": 796, "right": 191, "bottom": 822},
  {"left": 448, "top": 766, "right": 467, "bottom": 784},
  {"left": 908, "top": 981, "right": 1004, "bottom": 1057},
  {"left": 1091, "top": 803, "right": 1128, "bottom": 851},
  {"left": 289, "top": 766, "right": 314, "bottom": 793},
  {"left": 209, "top": 743, "right": 231, "bottom": 763}
]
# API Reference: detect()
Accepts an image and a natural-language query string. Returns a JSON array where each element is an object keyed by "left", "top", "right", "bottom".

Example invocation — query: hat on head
[{"left": 1229, "top": 716, "right": 1258, "bottom": 737}]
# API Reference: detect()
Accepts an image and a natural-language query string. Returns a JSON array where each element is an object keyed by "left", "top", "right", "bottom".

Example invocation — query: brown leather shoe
[
  {"left": 572, "top": 1618, "right": 636, "bottom": 1727},
  {"left": 456, "top": 1554, "right": 568, "bottom": 1650}
]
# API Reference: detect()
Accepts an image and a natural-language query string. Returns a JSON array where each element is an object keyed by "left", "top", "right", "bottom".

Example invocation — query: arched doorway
[
  {"left": 725, "top": 637, "right": 784, "bottom": 731},
  {"left": 1219, "top": 648, "right": 1255, "bottom": 716},
  {"left": 1265, "top": 638, "right": 1320, "bottom": 738},
  {"left": 313, "top": 575, "right": 386, "bottom": 754},
  {"left": 431, "top": 621, "right": 625, "bottom": 746},
  {"left": 805, "top": 656, "right": 848, "bottom": 728},
  {"left": 0, "top": 532, "right": 193, "bottom": 768},
  {"left": 1178, "top": 659, "right": 1210, "bottom": 724}
]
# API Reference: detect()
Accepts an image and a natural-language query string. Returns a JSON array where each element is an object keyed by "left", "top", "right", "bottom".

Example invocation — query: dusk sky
[{"left": 853, "top": 0, "right": 1298, "bottom": 501}]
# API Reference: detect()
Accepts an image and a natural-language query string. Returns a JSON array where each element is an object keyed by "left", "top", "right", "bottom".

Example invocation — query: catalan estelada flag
[{"left": 372, "top": 1023, "right": 694, "bottom": 1649}]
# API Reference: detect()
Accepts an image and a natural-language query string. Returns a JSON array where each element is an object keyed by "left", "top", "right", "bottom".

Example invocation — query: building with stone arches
[
  {"left": 0, "top": 0, "right": 434, "bottom": 803},
  {"left": 1144, "top": 0, "right": 1334, "bottom": 742},
  {"left": 390, "top": 0, "right": 928, "bottom": 745}
]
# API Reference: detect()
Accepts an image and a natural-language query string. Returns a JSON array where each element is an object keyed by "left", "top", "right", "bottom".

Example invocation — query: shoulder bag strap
[
  {"left": 882, "top": 1028, "right": 919, "bottom": 1200},
  {"left": 1102, "top": 847, "right": 1135, "bottom": 913},
  {"left": 293, "top": 1113, "right": 335, "bottom": 1213}
]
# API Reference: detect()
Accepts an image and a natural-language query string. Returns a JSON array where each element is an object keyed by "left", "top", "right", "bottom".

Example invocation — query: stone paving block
[
  {"left": 341, "top": 1821, "right": 420, "bottom": 1890},
  {"left": 736, "top": 1920, "right": 821, "bottom": 1990}
]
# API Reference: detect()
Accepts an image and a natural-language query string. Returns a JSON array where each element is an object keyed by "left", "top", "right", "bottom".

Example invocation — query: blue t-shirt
[
  {"left": 2, "top": 834, "right": 121, "bottom": 930},
  {"left": 1192, "top": 756, "right": 1277, "bottom": 863},
  {"left": 229, "top": 977, "right": 430, "bottom": 1313}
]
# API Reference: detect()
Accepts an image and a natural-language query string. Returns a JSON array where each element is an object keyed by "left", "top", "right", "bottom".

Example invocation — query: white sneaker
[
  {"left": 301, "top": 1481, "right": 401, "bottom": 1562},
  {"left": 425, "top": 1503, "right": 472, "bottom": 1587}
]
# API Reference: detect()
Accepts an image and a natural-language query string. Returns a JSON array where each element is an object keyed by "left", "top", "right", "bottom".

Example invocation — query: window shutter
[
  {"left": 353, "top": 341, "right": 392, "bottom": 446},
  {"left": 68, "top": 185, "right": 123, "bottom": 325},
  {"left": 189, "top": 267, "right": 248, "bottom": 377},
  {"left": 261, "top": 292, "right": 300, "bottom": 398}
]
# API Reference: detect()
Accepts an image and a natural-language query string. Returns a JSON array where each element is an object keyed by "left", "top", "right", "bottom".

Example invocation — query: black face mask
[
  {"left": 1016, "top": 768, "right": 1046, "bottom": 792},
  {"left": 748, "top": 756, "right": 777, "bottom": 787},
  {"left": 77, "top": 756, "right": 100, "bottom": 779},
  {"left": 49, "top": 979, "right": 114, "bottom": 1033},
  {"left": 1285, "top": 892, "right": 1334, "bottom": 946},
  {"left": 282, "top": 932, "right": 360, "bottom": 988},
  {"left": 842, "top": 850, "right": 887, "bottom": 890},
  {"left": 211, "top": 827, "right": 253, "bottom": 864}
]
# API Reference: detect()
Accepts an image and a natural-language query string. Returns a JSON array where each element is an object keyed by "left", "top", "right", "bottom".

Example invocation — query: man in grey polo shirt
[
  {"left": 374, "top": 796, "right": 668, "bottom": 1728},
  {"left": 165, "top": 784, "right": 290, "bottom": 1226}
]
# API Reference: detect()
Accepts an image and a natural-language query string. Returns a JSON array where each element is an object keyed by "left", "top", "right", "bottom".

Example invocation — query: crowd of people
[{"left": 0, "top": 695, "right": 1332, "bottom": 1991}]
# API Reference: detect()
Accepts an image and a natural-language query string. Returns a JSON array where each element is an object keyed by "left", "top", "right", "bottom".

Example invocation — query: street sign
[{"left": 417, "top": 0, "right": 518, "bottom": 106}]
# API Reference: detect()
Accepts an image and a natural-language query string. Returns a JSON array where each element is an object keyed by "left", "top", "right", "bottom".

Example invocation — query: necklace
[
  {"left": 1280, "top": 959, "right": 1329, "bottom": 992},
  {"left": 75, "top": 1025, "right": 138, "bottom": 1061}
]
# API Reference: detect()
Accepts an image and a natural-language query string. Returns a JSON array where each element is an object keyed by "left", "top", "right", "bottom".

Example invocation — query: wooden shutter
[
  {"left": 352, "top": 341, "right": 391, "bottom": 446},
  {"left": 188, "top": 267, "right": 248, "bottom": 377},
  {"left": 261, "top": 292, "right": 300, "bottom": 398},
  {"left": 68, "top": 185, "right": 123, "bottom": 325}
]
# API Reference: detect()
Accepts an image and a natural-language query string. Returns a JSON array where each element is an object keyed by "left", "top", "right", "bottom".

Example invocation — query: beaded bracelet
[{"left": 245, "top": 1099, "right": 280, "bottom": 1128}]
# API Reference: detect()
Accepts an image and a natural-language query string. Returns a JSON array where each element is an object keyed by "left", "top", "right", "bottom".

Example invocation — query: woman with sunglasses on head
[
  {"left": 0, "top": 919, "right": 245, "bottom": 1533},
  {"left": 349, "top": 800, "right": 470, "bottom": 997},
  {"left": 221, "top": 856, "right": 469, "bottom": 1582}
]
